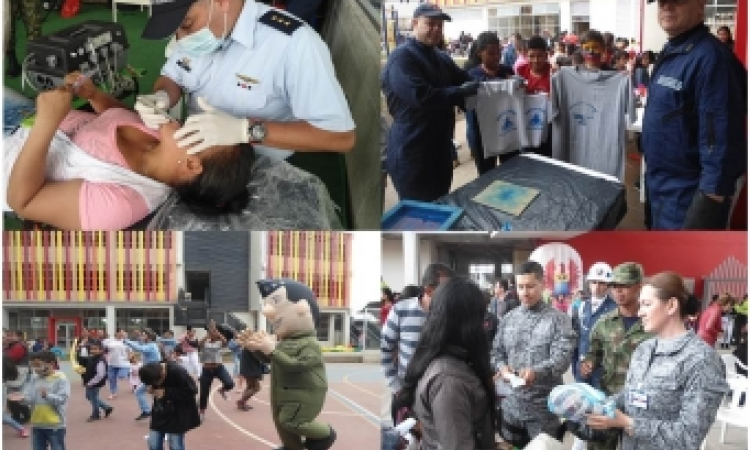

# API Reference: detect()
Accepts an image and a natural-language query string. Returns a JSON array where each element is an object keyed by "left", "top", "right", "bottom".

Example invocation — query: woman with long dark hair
[{"left": 395, "top": 278, "right": 495, "bottom": 450}]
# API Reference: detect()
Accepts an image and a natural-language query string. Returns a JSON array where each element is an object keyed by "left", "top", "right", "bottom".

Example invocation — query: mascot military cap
[{"left": 256, "top": 278, "right": 321, "bottom": 326}]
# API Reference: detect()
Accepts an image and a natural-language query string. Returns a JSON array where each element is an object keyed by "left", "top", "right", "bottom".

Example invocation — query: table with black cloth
[{"left": 435, "top": 153, "right": 627, "bottom": 230}]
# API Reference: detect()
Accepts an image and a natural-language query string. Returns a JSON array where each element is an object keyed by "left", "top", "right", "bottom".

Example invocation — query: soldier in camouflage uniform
[
  {"left": 586, "top": 271, "right": 728, "bottom": 450},
  {"left": 6, "top": 0, "right": 43, "bottom": 77},
  {"left": 581, "top": 262, "right": 653, "bottom": 450},
  {"left": 492, "top": 261, "right": 575, "bottom": 447}
]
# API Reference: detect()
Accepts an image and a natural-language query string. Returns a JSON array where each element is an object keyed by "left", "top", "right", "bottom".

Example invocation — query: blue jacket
[
  {"left": 642, "top": 24, "right": 747, "bottom": 229},
  {"left": 571, "top": 296, "right": 617, "bottom": 385},
  {"left": 124, "top": 340, "right": 162, "bottom": 364},
  {"left": 382, "top": 38, "right": 471, "bottom": 201}
]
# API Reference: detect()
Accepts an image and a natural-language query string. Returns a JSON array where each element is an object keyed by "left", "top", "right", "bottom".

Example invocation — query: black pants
[{"left": 198, "top": 364, "right": 233, "bottom": 410}]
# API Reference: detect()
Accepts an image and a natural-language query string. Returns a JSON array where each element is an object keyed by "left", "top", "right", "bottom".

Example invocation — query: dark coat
[
  {"left": 240, "top": 349, "right": 265, "bottom": 380},
  {"left": 82, "top": 355, "right": 107, "bottom": 388},
  {"left": 149, "top": 362, "right": 201, "bottom": 434}
]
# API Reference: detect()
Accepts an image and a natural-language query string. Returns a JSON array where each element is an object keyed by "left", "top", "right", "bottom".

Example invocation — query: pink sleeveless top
[{"left": 58, "top": 109, "right": 161, "bottom": 229}]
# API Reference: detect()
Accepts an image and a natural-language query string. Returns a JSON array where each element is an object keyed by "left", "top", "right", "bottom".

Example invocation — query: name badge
[{"left": 629, "top": 390, "right": 648, "bottom": 409}]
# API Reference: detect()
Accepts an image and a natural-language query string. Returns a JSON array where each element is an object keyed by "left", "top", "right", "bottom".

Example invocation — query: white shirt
[
  {"left": 162, "top": 2, "right": 355, "bottom": 161},
  {"left": 102, "top": 338, "right": 131, "bottom": 368}
]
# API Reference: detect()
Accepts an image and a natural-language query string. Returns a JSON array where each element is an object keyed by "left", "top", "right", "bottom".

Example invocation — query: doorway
[{"left": 49, "top": 317, "right": 81, "bottom": 352}]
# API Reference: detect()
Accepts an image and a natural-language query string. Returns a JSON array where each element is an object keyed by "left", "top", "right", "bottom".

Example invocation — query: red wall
[{"left": 539, "top": 232, "right": 748, "bottom": 296}]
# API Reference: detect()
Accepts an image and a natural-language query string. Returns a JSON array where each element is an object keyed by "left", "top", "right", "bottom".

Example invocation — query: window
[
  {"left": 185, "top": 271, "right": 210, "bottom": 302},
  {"left": 316, "top": 313, "right": 331, "bottom": 342},
  {"left": 116, "top": 309, "right": 169, "bottom": 334}
]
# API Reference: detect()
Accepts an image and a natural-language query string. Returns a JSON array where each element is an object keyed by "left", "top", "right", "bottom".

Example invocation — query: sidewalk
[{"left": 2, "top": 362, "right": 384, "bottom": 450}]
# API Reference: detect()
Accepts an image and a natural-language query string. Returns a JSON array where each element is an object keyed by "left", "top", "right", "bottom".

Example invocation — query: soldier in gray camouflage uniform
[
  {"left": 491, "top": 261, "right": 575, "bottom": 446},
  {"left": 586, "top": 271, "right": 728, "bottom": 450},
  {"left": 581, "top": 262, "right": 653, "bottom": 450}
]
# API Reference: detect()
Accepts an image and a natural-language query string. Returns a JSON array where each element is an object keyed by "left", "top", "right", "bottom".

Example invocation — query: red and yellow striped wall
[
  {"left": 2, "top": 231, "right": 178, "bottom": 302},
  {"left": 266, "top": 232, "right": 352, "bottom": 308}
]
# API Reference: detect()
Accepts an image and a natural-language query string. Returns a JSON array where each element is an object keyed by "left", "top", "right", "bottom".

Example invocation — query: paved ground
[{"left": 2, "top": 362, "right": 384, "bottom": 450}]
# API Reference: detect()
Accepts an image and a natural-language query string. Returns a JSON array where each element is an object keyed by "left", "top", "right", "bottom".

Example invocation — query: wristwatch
[{"left": 247, "top": 121, "right": 267, "bottom": 143}]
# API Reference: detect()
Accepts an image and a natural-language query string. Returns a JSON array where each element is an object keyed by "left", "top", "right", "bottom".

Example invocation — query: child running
[{"left": 129, "top": 354, "right": 142, "bottom": 393}]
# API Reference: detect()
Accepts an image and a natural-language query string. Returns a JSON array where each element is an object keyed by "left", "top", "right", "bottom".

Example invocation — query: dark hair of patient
[
  {"left": 397, "top": 277, "right": 496, "bottom": 424},
  {"left": 174, "top": 143, "right": 255, "bottom": 215}
]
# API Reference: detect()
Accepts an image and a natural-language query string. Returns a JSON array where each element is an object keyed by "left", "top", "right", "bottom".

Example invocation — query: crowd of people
[
  {"left": 2, "top": 321, "right": 268, "bottom": 450},
  {"left": 381, "top": 261, "right": 748, "bottom": 450},
  {"left": 382, "top": 0, "right": 747, "bottom": 230}
]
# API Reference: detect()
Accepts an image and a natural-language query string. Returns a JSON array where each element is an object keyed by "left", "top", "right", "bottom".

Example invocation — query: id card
[{"left": 629, "top": 390, "right": 648, "bottom": 409}]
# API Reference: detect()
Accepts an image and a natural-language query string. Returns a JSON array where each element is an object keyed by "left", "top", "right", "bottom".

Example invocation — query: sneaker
[
  {"left": 199, "top": 410, "right": 205, "bottom": 423},
  {"left": 219, "top": 389, "right": 230, "bottom": 401},
  {"left": 108, "top": 394, "right": 116, "bottom": 400},
  {"left": 86, "top": 416, "right": 101, "bottom": 422},
  {"left": 135, "top": 412, "right": 151, "bottom": 421},
  {"left": 104, "top": 407, "right": 114, "bottom": 418},
  {"left": 19, "top": 428, "right": 28, "bottom": 438},
  {"left": 237, "top": 402, "right": 252, "bottom": 411}
]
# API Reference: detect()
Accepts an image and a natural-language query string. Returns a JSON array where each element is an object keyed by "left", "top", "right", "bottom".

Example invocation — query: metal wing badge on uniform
[{"left": 236, "top": 74, "right": 259, "bottom": 90}]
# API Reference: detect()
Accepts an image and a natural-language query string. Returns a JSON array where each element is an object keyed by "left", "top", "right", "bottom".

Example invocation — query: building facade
[
  {"left": 384, "top": 0, "right": 737, "bottom": 54},
  {"left": 265, "top": 231, "right": 353, "bottom": 345},
  {"left": 2, "top": 231, "right": 358, "bottom": 350},
  {"left": 2, "top": 231, "right": 180, "bottom": 350}
]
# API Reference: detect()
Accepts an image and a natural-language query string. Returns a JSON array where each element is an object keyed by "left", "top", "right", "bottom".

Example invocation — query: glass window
[{"left": 316, "top": 313, "right": 331, "bottom": 342}]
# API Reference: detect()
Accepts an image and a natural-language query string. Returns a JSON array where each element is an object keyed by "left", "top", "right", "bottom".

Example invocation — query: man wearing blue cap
[
  {"left": 382, "top": 3, "right": 479, "bottom": 202},
  {"left": 641, "top": 0, "right": 746, "bottom": 229}
]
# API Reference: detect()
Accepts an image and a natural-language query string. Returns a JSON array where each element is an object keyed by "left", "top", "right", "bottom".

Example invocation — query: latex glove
[
  {"left": 682, "top": 190, "right": 726, "bottom": 230},
  {"left": 456, "top": 80, "right": 480, "bottom": 96},
  {"left": 245, "top": 330, "right": 277, "bottom": 355},
  {"left": 173, "top": 97, "right": 249, "bottom": 155},
  {"left": 134, "top": 91, "right": 171, "bottom": 130}
]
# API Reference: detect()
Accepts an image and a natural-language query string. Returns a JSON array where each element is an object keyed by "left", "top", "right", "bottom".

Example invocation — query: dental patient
[{"left": 4, "top": 72, "right": 253, "bottom": 230}]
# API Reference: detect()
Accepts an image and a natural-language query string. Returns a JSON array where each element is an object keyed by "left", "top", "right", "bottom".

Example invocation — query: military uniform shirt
[
  {"left": 585, "top": 309, "right": 653, "bottom": 395},
  {"left": 491, "top": 300, "right": 575, "bottom": 419},
  {"left": 611, "top": 331, "right": 728, "bottom": 450},
  {"left": 162, "top": 1, "right": 355, "bottom": 161}
]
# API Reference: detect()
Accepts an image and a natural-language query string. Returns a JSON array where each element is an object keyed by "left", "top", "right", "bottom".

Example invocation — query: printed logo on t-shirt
[
  {"left": 656, "top": 75, "right": 683, "bottom": 91},
  {"left": 526, "top": 107, "right": 546, "bottom": 130},
  {"left": 569, "top": 102, "right": 597, "bottom": 126},
  {"left": 496, "top": 110, "right": 518, "bottom": 136}
]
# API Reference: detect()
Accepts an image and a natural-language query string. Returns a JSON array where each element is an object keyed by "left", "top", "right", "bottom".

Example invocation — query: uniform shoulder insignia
[{"left": 259, "top": 10, "right": 303, "bottom": 36}]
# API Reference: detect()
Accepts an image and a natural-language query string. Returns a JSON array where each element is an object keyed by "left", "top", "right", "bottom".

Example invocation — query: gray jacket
[
  {"left": 415, "top": 353, "right": 495, "bottom": 450},
  {"left": 612, "top": 331, "right": 728, "bottom": 450},
  {"left": 491, "top": 300, "right": 575, "bottom": 419},
  {"left": 22, "top": 370, "right": 70, "bottom": 429}
]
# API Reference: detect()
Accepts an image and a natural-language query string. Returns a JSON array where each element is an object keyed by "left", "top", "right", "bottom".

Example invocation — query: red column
[{"left": 730, "top": 0, "right": 747, "bottom": 229}]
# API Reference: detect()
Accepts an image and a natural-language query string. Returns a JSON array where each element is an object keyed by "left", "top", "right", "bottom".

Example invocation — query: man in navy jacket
[{"left": 642, "top": 0, "right": 747, "bottom": 229}]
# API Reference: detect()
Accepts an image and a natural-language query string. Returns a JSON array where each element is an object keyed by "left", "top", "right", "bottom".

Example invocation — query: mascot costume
[{"left": 237, "top": 278, "right": 336, "bottom": 450}]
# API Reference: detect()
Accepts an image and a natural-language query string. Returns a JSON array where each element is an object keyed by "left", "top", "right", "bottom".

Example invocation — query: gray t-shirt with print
[{"left": 551, "top": 67, "right": 635, "bottom": 181}]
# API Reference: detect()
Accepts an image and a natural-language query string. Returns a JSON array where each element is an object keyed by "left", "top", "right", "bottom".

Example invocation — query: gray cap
[{"left": 611, "top": 262, "right": 644, "bottom": 285}]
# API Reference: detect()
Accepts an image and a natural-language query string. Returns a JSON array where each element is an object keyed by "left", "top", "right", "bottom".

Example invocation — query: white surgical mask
[{"left": 177, "top": 0, "right": 227, "bottom": 57}]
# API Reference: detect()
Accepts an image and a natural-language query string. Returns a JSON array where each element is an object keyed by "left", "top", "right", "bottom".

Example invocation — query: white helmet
[{"left": 587, "top": 262, "right": 613, "bottom": 283}]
